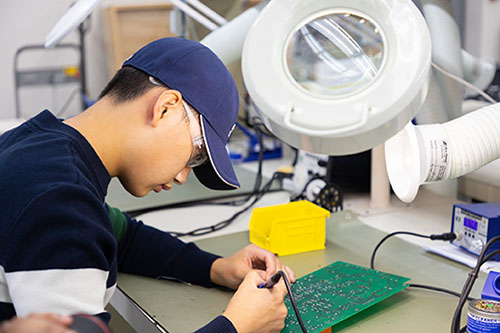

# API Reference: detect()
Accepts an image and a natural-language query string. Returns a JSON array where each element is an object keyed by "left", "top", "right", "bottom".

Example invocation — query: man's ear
[{"left": 151, "top": 89, "right": 183, "bottom": 128}]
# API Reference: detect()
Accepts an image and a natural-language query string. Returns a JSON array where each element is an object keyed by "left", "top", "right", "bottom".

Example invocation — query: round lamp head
[{"left": 242, "top": 0, "right": 431, "bottom": 155}]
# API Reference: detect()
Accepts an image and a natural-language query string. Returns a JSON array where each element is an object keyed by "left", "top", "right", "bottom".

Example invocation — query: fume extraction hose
[{"left": 385, "top": 102, "right": 500, "bottom": 203}]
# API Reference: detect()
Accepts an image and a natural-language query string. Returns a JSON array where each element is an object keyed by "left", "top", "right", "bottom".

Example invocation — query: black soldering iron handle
[{"left": 258, "top": 271, "right": 283, "bottom": 289}]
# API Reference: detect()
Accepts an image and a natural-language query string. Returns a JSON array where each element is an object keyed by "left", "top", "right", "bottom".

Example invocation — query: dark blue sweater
[{"left": 0, "top": 110, "right": 236, "bottom": 332}]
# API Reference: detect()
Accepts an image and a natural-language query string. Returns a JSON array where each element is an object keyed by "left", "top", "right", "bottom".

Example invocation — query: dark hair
[
  {"left": 99, "top": 66, "right": 193, "bottom": 123},
  {"left": 99, "top": 66, "right": 155, "bottom": 104}
]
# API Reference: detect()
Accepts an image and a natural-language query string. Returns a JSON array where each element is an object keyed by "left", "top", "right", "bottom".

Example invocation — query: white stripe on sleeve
[
  {"left": 5, "top": 268, "right": 114, "bottom": 316},
  {"left": 0, "top": 265, "right": 12, "bottom": 303}
]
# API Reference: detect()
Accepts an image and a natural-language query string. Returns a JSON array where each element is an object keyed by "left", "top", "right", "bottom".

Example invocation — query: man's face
[{"left": 118, "top": 103, "right": 196, "bottom": 197}]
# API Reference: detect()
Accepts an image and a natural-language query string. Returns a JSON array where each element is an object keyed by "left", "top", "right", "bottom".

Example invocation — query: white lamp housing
[{"left": 242, "top": 0, "right": 432, "bottom": 155}]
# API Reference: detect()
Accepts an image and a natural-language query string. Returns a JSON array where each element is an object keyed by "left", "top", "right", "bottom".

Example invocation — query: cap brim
[{"left": 193, "top": 116, "right": 240, "bottom": 190}]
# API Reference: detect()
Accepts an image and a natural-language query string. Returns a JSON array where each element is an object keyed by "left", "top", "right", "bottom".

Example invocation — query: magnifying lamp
[{"left": 241, "top": 0, "right": 431, "bottom": 156}]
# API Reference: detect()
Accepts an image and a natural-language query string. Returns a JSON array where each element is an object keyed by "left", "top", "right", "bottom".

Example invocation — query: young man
[{"left": 0, "top": 38, "right": 294, "bottom": 332}]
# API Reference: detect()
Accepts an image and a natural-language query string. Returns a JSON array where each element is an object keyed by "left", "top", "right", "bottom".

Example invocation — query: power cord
[
  {"left": 370, "top": 231, "right": 457, "bottom": 270},
  {"left": 408, "top": 283, "right": 472, "bottom": 301},
  {"left": 370, "top": 231, "right": 476, "bottom": 302}
]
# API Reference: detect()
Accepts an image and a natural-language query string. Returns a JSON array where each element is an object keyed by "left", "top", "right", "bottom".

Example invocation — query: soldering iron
[
  {"left": 258, "top": 271, "right": 282, "bottom": 289},
  {"left": 257, "top": 270, "right": 308, "bottom": 333}
]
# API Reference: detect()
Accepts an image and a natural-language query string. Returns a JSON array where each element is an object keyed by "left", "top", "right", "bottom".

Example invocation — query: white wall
[
  {"left": 0, "top": 0, "right": 166, "bottom": 120},
  {"left": 464, "top": 0, "right": 500, "bottom": 61}
]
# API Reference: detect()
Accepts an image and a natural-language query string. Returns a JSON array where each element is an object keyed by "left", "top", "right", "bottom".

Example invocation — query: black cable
[
  {"left": 275, "top": 271, "right": 307, "bottom": 333},
  {"left": 482, "top": 249, "right": 500, "bottom": 264},
  {"left": 198, "top": 120, "right": 268, "bottom": 208},
  {"left": 452, "top": 239, "right": 500, "bottom": 332},
  {"left": 452, "top": 243, "right": 500, "bottom": 333},
  {"left": 253, "top": 127, "right": 263, "bottom": 192},
  {"left": 453, "top": 248, "right": 500, "bottom": 333},
  {"left": 166, "top": 173, "right": 280, "bottom": 237},
  {"left": 56, "top": 87, "right": 81, "bottom": 117},
  {"left": 219, "top": 125, "right": 265, "bottom": 207},
  {"left": 248, "top": 116, "right": 275, "bottom": 138},
  {"left": 370, "top": 231, "right": 456, "bottom": 270},
  {"left": 407, "top": 284, "right": 473, "bottom": 301},
  {"left": 370, "top": 231, "right": 478, "bottom": 307}
]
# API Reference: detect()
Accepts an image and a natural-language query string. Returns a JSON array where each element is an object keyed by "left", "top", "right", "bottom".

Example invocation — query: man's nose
[{"left": 174, "top": 167, "right": 191, "bottom": 185}]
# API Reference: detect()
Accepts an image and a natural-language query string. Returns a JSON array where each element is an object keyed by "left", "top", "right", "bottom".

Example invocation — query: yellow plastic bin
[{"left": 249, "top": 200, "right": 330, "bottom": 256}]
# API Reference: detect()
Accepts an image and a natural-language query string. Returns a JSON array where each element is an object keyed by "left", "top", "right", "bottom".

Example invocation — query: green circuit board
[{"left": 282, "top": 261, "right": 410, "bottom": 333}]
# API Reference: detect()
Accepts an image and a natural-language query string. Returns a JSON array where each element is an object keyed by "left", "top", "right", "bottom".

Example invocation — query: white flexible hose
[
  {"left": 385, "top": 102, "right": 500, "bottom": 203},
  {"left": 445, "top": 103, "right": 500, "bottom": 178},
  {"left": 420, "top": 0, "right": 464, "bottom": 121}
]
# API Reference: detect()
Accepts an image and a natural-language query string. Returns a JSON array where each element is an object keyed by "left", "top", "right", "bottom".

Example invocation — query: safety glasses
[{"left": 149, "top": 76, "right": 208, "bottom": 168}]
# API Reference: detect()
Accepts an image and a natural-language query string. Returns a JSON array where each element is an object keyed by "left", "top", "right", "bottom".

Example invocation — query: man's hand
[
  {"left": 210, "top": 244, "right": 295, "bottom": 290},
  {"left": 0, "top": 313, "right": 74, "bottom": 333},
  {"left": 223, "top": 271, "right": 288, "bottom": 333}
]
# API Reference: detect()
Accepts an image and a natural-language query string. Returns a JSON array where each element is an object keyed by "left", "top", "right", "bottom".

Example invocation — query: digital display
[{"left": 464, "top": 217, "right": 478, "bottom": 231}]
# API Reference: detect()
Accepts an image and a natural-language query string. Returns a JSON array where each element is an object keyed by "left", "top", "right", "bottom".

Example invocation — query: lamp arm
[
  {"left": 201, "top": 2, "right": 267, "bottom": 64},
  {"left": 185, "top": 0, "right": 227, "bottom": 26},
  {"left": 169, "top": 0, "right": 219, "bottom": 31},
  {"left": 45, "top": 0, "right": 242, "bottom": 48}
]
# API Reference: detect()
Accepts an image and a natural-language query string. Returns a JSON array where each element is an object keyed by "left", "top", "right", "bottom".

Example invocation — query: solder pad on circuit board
[{"left": 282, "top": 261, "right": 410, "bottom": 332}]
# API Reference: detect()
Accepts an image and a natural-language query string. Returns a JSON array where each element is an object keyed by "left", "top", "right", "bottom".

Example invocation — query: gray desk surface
[
  {"left": 117, "top": 210, "right": 485, "bottom": 332},
  {"left": 106, "top": 165, "right": 266, "bottom": 213}
]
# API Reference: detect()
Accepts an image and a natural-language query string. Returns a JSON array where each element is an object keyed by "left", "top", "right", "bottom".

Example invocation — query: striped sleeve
[{"left": 0, "top": 185, "right": 117, "bottom": 322}]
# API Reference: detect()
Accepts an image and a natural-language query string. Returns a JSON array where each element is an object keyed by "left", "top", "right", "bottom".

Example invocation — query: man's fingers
[
  {"left": 245, "top": 244, "right": 296, "bottom": 283},
  {"left": 255, "top": 270, "right": 267, "bottom": 281},
  {"left": 249, "top": 245, "right": 277, "bottom": 277},
  {"left": 243, "top": 270, "right": 265, "bottom": 286},
  {"left": 283, "top": 265, "right": 295, "bottom": 282}
]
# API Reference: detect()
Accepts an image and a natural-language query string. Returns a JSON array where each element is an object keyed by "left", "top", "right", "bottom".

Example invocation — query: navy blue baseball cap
[{"left": 123, "top": 37, "right": 240, "bottom": 190}]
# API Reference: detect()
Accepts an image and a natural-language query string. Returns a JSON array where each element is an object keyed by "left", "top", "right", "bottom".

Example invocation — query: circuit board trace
[{"left": 282, "top": 261, "right": 410, "bottom": 332}]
